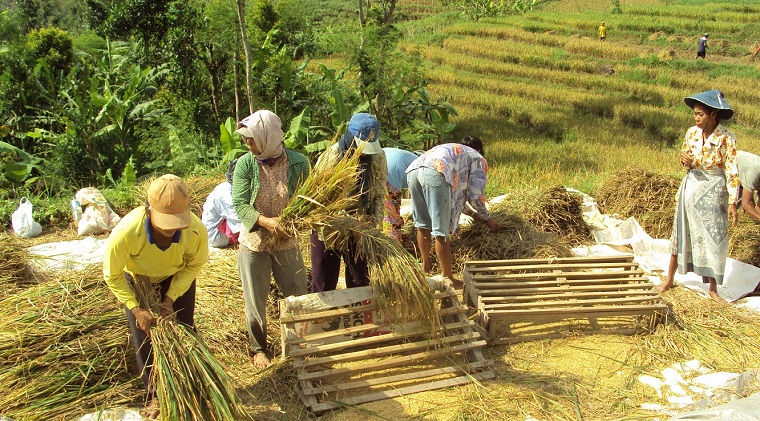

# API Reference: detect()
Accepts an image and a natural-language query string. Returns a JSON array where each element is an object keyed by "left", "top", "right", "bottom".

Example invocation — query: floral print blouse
[
  {"left": 681, "top": 124, "right": 739, "bottom": 204},
  {"left": 407, "top": 143, "right": 491, "bottom": 234}
]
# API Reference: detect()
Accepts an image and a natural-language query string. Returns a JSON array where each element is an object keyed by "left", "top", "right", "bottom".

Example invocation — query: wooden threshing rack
[
  {"left": 463, "top": 254, "right": 668, "bottom": 344},
  {"left": 279, "top": 281, "right": 494, "bottom": 414}
]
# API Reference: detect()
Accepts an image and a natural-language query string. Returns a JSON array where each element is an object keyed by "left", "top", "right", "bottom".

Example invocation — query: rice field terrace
[
  {"left": 397, "top": 0, "right": 760, "bottom": 194},
  {"left": 6, "top": 1, "right": 760, "bottom": 421}
]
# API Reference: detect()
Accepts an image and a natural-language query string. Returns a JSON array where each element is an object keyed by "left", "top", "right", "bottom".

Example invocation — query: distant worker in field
[
  {"left": 406, "top": 136, "right": 499, "bottom": 289},
  {"left": 657, "top": 90, "right": 738, "bottom": 302},
  {"left": 754, "top": 43, "right": 760, "bottom": 57},
  {"left": 201, "top": 159, "right": 243, "bottom": 248},
  {"left": 103, "top": 174, "right": 209, "bottom": 416},
  {"left": 696, "top": 33, "right": 708, "bottom": 59},
  {"left": 232, "top": 110, "right": 310, "bottom": 369},
  {"left": 735, "top": 150, "right": 760, "bottom": 222},
  {"left": 383, "top": 147, "right": 419, "bottom": 242},
  {"left": 598, "top": 21, "right": 606, "bottom": 41}
]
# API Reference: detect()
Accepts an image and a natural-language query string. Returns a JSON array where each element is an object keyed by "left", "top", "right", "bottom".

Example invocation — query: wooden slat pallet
[
  {"left": 279, "top": 281, "right": 494, "bottom": 414},
  {"left": 463, "top": 255, "right": 668, "bottom": 345}
]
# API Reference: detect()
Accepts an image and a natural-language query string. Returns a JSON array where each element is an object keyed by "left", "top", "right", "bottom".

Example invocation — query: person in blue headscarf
[
  {"left": 310, "top": 113, "right": 388, "bottom": 292},
  {"left": 657, "top": 90, "right": 739, "bottom": 302}
]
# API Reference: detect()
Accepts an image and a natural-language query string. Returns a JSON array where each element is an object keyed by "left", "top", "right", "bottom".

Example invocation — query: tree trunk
[
  {"left": 357, "top": 0, "right": 365, "bottom": 27},
  {"left": 385, "top": 0, "right": 397, "bottom": 25},
  {"left": 236, "top": 0, "right": 255, "bottom": 114}
]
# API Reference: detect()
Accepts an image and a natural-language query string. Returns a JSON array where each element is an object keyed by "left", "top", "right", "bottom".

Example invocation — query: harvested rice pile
[
  {"left": 517, "top": 186, "right": 593, "bottom": 246},
  {"left": 452, "top": 204, "right": 574, "bottom": 272},
  {"left": 729, "top": 214, "right": 760, "bottom": 267},
  {"left": 0, "top": 233, "right": 34, "bottom": 297},
  {"left": 0, "top": 267, "right": 142, "bottom": 420},
  {"left": 595, "top": 168, "right": 680, "bottom": 239}
]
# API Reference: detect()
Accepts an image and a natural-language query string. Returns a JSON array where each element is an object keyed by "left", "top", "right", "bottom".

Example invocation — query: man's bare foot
[
  {"left": 444, "top": 277, "right": 464, "bottom": 290},
  {"left": 655, "top": 281, "right": 674, "bottom": 293},
  {"left": 709, "top": 290, "right": 727, "bottom": 303},
  {"left": 140, "top": 397, "right": 160, "bottom": 420},
  {"left": 253, "top": 351, "right": 271, "bottom": 369}
]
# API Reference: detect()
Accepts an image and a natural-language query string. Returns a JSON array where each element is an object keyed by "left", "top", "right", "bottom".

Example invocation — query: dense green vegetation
[{"left": 4, "top": 0, "right": 760, "bottom": 226}]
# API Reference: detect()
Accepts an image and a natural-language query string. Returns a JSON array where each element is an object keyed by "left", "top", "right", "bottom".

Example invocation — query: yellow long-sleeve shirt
[{"left": 103, "top": 206, "right": 209, "bottom": 310}]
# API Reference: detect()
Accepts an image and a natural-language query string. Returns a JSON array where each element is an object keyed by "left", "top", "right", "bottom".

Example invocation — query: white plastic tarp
[{"left": 567, "top": 188, "right": 760, "bottom": 304}]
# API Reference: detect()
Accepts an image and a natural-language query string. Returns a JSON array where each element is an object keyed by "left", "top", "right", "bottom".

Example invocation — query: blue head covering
[{"left": 684, "top": 89, "right": 733, "bottom": 120}]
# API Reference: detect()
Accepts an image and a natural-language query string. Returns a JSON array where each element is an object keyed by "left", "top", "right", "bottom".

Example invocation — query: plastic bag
[
  {"left": 11, "top": 197, "right": 43, "bottom": 238},
  {"left": 74, "top": 187, "right": 121, "bottom": 236}
]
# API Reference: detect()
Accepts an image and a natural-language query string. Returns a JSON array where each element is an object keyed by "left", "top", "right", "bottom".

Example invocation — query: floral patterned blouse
[
  {"left": 407, "top": 143, "right": 491, "bottom": 234},
  {"left": 681, "top": 123, "right": 739, "bottom": 204}
]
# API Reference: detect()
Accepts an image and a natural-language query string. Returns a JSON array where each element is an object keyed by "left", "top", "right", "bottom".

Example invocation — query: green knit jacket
[{"left": 231, "top": 148, "right": 310, "bottom": 231}]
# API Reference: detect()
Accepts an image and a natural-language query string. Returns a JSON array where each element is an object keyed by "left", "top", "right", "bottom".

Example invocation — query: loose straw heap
[
  {"left": 595, "top": 168, "right": 679, "bottom": 239},
  {"left": 0, "top": 232, "right": 35, "bottom": 298},
  {"left": 131, "top": 276, "right": 250, "bottom": 421},
  {"left": 453, "top": 204, "right": 574, "bottom": 272},
  {"left": 0, "top": 268, "right": 141, "bottom": 420}
]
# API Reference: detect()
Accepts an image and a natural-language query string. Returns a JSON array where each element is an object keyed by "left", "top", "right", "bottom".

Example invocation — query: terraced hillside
[{"left": 399, "top": 1, "right": 760, "bottom": 193}]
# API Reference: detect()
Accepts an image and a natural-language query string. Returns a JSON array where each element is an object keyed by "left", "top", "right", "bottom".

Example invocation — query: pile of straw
[
  {"left": 595, "top": 168, "right": 680, "bottom": 239},
  {"left": 131, "top": 275, "right": 250, "bottom": 421},
  {"left": 0, "top": 232, "right": 34, "bottom": 297},
  {"left": 729, "top": 214, "right": 760, "bottom": 267},
  {"left": 0, "top": 268, "right": 141, "bottom": 420},
  {"left": 517, "top": 186, "right": 593, "bottom": 246},
  {"left": 452, "top": 204, "right": 574, "bottom": 272}
]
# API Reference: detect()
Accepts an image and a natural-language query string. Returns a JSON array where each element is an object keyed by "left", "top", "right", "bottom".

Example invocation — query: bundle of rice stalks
[
  {"left": 0, "top": 232, "right": 35, "bottom": 296},
  {"left": 0, "top": 268, "right": 141, "bottom": 420},
  {"left": 357, "top": 227, "right": 440, "bottom": 329},
  {"left": 274, "top": 145, "right": 362, "bottom": 247},
  {"left": 131, "top": 275, "right": 250, "bottom": 421},
  {"left": 452, "top": 204, "right": 574, "bottom": 272},
  {"left": 516, "top": 186, "right": 593, "bottom": 246},
  {"left": 595, "top": 168, "right": 680, "bottom": 239},
  {"left": 271, "top": 142, "right": 438, "bottom": 327}
]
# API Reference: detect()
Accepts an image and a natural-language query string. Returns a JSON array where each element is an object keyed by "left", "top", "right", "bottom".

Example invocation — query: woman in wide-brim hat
[{"left": 657, "top": 89, "right": 740, "bottom": 301}]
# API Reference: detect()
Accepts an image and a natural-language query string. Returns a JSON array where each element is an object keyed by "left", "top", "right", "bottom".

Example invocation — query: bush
[{"left": 25, "top": 27, "right": 73, "bottom": 73}]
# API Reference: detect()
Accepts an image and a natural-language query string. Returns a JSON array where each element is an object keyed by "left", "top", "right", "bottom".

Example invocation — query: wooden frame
[
  {"left": 463, "top": 255, "right": 668, "bottom": 344},
  {"left": 279, "top": 281, "right": 494, "bottom": 414}
]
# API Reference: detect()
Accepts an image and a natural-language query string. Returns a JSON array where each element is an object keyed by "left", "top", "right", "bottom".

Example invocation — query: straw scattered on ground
[
  {"left": 595, "top": 168, "right": 680, "bottom": 239},
  {"left": 0, "top": 267, "right": 141, "bottom": 421}
]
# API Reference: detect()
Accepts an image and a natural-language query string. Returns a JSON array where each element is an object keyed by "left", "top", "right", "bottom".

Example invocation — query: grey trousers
[{"left": 238, "top": 244, "right": 308, "bottom": 353}]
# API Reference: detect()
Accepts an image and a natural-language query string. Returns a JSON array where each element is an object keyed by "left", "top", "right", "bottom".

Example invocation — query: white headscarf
[{"left": 235, "top": 110, "right": 285, "bottom": 161}]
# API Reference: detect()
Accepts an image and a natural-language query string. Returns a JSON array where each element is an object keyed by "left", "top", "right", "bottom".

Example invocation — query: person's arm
[
  {"left": 231, "top": 155, "right": 262, "bottom": 231},
  {"left": 103, "top": 222, "right": 139, "bottom": 310},
  {"left": 465, "top": 157, "right": 497, "bottom": 232},
  {"left": 724, "top": 133, "right": 739, "bottom": 224},
  {"left": 741, "top": 187, "right": 760, "bottom": 222},
  {"left": 165, "top": 221, "right": 209, "bottom": 302}
]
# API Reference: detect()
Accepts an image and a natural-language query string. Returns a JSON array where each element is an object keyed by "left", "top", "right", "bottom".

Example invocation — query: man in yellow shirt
[
  {"left": 598, "top": 22, "right": 606, "bottom": 41},
  {"left": 103, "top": 174, "right": 209, "bottom": 400}
]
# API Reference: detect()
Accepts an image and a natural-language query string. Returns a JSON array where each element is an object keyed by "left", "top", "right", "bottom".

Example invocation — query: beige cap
[{"left": 147, "top": 174, "right": 191, "bottom": 230}]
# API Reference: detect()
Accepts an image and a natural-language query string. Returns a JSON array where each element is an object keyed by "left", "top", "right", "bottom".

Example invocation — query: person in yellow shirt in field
[
  {"left": 103, "top": 174, "right": 209, "bottom": 416},
  {"left": 598, "top": 22, "right": 607, "bottom": 41}
]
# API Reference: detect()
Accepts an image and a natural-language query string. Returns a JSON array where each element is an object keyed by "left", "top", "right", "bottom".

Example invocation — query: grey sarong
[{"left": 670, "top": 168, "right": 729, "bottom": 284}]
